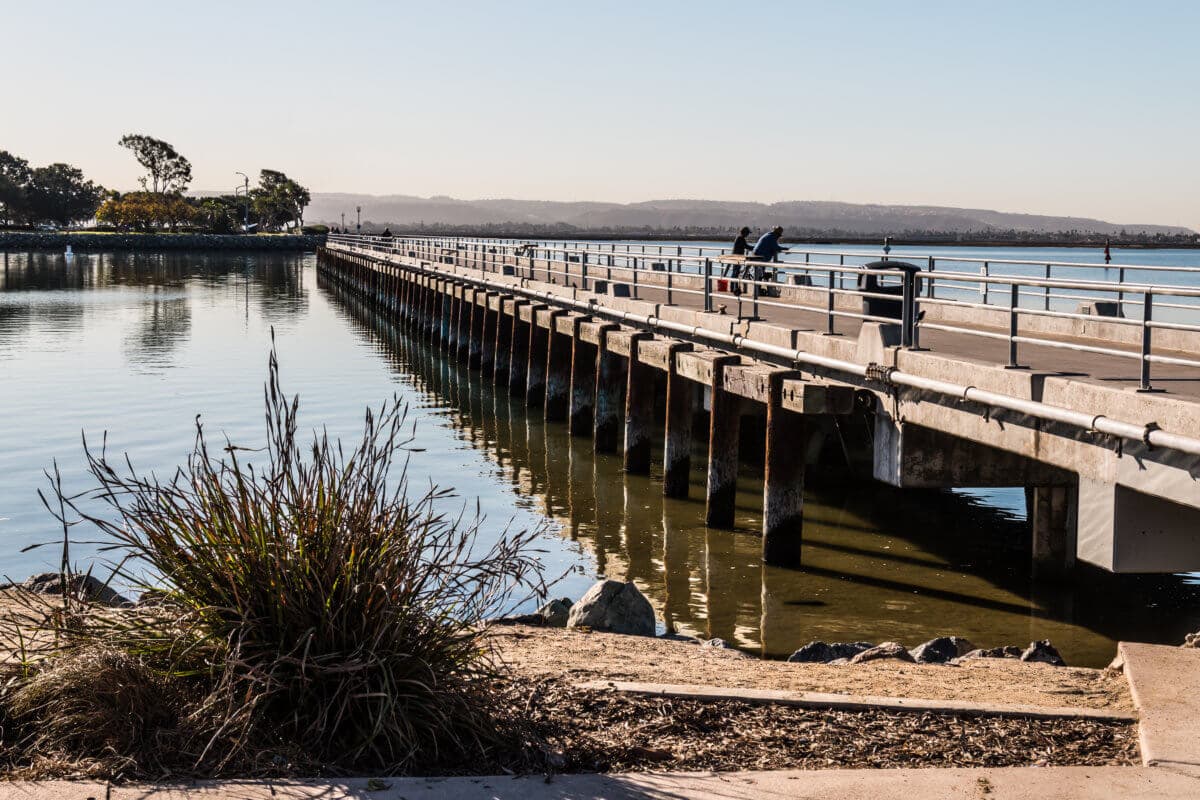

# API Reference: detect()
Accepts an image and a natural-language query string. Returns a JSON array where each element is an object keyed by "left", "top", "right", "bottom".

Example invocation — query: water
[{"left": 3, "top": 248, "right": 1199, "bottom": 667}]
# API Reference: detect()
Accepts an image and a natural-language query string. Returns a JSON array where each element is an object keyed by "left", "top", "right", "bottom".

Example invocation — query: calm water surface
[{"left": 2, "top": 248, "right": 1199, "bottom": 667}]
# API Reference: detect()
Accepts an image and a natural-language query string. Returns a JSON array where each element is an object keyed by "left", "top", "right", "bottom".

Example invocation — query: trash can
[{"left": 858, "top": 260, "right": 921, "bottom": 321}]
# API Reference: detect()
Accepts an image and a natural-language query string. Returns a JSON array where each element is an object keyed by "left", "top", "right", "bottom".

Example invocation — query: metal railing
[{"left": 326, "top": 233, "right": 1200, "bottom": 392}]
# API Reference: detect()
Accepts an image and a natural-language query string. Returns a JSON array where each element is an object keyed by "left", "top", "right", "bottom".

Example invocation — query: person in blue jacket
[{"left": 748, "top": 226, "right": 788, "bottom": 283}]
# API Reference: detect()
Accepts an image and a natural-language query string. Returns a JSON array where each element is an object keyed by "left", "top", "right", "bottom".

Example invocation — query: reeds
[{"left": 1, "top": 343, "right": 549, "bottom": 776}]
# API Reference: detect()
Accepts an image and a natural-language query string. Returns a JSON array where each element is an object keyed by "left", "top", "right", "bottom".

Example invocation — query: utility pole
[
  {"left": 356, "top": 205, "right": 362, "bottom": 234},
  {"left": 235, "top": 172, "right": 250, "bottom": 232},
  {"left": 340, "top": 212, "right": 345, "bottom": 232}
]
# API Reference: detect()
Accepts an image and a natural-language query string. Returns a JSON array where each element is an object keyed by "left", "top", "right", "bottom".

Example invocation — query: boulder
[
  {"left": 1183, "top": 632, "right": 1199, "bottom": 648},
  {"left": 911, "top": 636, "right": 976, "bottom": 664},
  {"left": 13, "top": 573, "right": 130, "bottom": 607},
  {"left": 566, "top": 580, "right": 656, "bottom": 636},
  {"left": 539, "top": 597, "right": 573, "bottom": 627},
  {"left": 1020, "top": 640, "right": 1066, "bottom": 666},
  {"left": 850, "top": 641, "right": 914, "bottom": 664},
  {"left": 959, "top": 646, "right": 1023, "bottom": 660},
  {"left": 701, "top": 637, "right": 733, "bottom": 649},
  {"left": 787, "top": 641, "right": 874, "bottom": 664}
]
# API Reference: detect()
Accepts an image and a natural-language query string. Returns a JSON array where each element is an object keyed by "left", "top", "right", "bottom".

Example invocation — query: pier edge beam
[
  {"left": 623, "top": 333, "right": 655, "bottom": 473},
  {"left": 504, "top": 300, "right": 531, "bottom": 393},
  {"left": 705, "top": 355, "right": 743, "bottom": 528},
  {"left": 762, "top": 372, "right": 807, "bottom": 567},
  {"left": 593, "top": 325, "right": 625, "bottom": 453},
  {"left": 662, "top": 343, "right": 696, "bottom": 498},
  {"left": 1028, "top": 484, "right": 1079, "bottom": 579}
]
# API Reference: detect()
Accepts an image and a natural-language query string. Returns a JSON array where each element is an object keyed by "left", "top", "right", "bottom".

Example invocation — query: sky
[{"left": 2, "top": 0, "right": 1198, "bottom": 228}]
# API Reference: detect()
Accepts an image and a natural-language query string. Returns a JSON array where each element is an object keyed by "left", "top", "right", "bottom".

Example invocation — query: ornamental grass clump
[{"left": 0, "top": 346, "right": 549, "bottom": 777}]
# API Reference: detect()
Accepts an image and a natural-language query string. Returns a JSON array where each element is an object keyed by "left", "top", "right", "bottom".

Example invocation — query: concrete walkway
[{"left": 9, "top": 767, "right": 1200, "bottom": 800}]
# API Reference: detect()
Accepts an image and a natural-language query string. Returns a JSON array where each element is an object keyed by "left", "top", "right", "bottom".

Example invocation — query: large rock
[
  {"left": 959, "top": 646, "right": 1023, "bottom": 660},
  {"left": 787, "top": 641, "right": 874, "bottom": 663},
  {"left": 850, "top": 641, "right": 914, "bottom": 664},
  {"left": 566, "top": 580, "right": 656, "bottom": 636},
  {"left": 10, "top": 573, "right": 130, "bottom": 607},
  {"left": 539, "top": 597, "right": 573, "bottom": 627},
  {"left": 1183, "top": 632, "right": 1199, "bottom": 648},
  {"left": 1020, "top": 640, "right": 1066, "bottom": 666},
  {"left": 911, "top": 636, "right": 976, "bottom": 664}
]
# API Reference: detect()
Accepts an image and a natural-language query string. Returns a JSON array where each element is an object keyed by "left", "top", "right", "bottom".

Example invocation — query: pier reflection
[{"left": 324, "top": 275, "right": 1200, "bottom": 668}]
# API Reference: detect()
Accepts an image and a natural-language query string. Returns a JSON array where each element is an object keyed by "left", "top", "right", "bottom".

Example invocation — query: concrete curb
[{"left": 576, "top": 680, "right": 1137, "bottom": 721}]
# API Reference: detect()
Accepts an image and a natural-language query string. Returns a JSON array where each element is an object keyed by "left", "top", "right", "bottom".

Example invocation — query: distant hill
[{"left": 304, "top": 194, "right": 1194, "bottom": 237}]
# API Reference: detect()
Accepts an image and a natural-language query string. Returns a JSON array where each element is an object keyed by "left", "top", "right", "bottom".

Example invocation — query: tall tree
[
  {"left": 25, "top": 163, "right": 106, "bottom": 227},
  {"left": 251, "top": 169, "right": 311, "bottom": 230},
  {"left": 118, "top": 134, "right": 192, "bottom": 195},
  {"left": 0, "top": 150, "right": 32, "bottom": 225}
]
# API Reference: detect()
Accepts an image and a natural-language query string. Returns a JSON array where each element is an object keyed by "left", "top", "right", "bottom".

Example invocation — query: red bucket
[{"left": 716, "top": 278, "right": 730, "bottom": 292}]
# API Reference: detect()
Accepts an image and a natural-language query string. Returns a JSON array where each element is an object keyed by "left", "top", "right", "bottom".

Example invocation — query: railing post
[
  {"left": 980, "top": 261, "right": 989, "bottom": 303},
  {"left": 1117, "top": 266, "right": 1126, "bottom": 312},
  {"left": 1140, "top": 291, "right": 1153, "bottom": 391},
  {"left": 825, "top": 270, "right": 836, "bottom": 335},
  {"left": 1007, "top": 283, "right": 1020, "bottom": 368},
  {"left": 900, "top": 267, "right": 915, "bottom": 348},
  {"left": 581, "top": 251, "right": 588, "bottom": 291},
  {"left": 666, "top": 259, "right": 674, "bottom": 305},
  {"left": 1043, "top": 264, "right": 1052, "bottom": 311},
  {"left": 926, "top": 256, "right": 935, "bottom": 298},
  {"left": 703, "top": 257, "right": 712, "bottom": 312}
]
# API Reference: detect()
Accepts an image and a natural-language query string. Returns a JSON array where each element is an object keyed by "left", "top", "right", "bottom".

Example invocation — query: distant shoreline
[
  {"left": 347, "top": 229, "right": 1200, "bottom": 250},
  {"left": 0, "top": 231, "right": 325, "bottom": 251}
]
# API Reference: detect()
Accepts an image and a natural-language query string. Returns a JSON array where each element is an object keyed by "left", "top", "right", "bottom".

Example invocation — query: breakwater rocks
[{"left": 0, "top": 232, "right": 324, "bottom": 251}]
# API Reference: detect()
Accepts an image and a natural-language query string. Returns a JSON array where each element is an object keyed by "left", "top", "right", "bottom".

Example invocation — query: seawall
[{"left": 0, "top": 232, "right": 325, "bottom": 251}]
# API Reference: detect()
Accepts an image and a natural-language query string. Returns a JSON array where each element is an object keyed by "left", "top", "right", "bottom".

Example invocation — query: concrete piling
[
  {"left": 623, "top": 333, "right": 655, "bottom": 473},
  {"left": 762, "top": 372, "right": 806, "bottom": 566},
  {"left": 569, "top": 321, "right": 599, "bottom": 437},
  {"left": 662, "top": 344, "right": 696, "bottom": 498},
  {"left": 705, "top": 356, "right": 743, "bottom": 529},
  {"left": 543, "top": 313, "right": 571, "bottom": 421},
  {"left": 594, "top": 325, "right": 624, "bottom": 453}
]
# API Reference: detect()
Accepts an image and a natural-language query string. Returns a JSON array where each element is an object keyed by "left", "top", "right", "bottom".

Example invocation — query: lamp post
[
  {"left": 235, "top": 172, "right": 249, "bottom": 232},
  {"left": 340, "top": 212, "right": 345, "bottom": 232},
  {"left": 356, "top": 205, "right": 362, "bottom": 234}
]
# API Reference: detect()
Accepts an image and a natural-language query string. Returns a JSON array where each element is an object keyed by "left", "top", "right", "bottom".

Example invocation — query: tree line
[{"left": 0, "top": 135, "right": 312, "bottom": 234}]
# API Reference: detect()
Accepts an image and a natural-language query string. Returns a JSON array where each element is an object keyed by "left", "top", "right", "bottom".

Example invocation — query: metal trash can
[{"left": 858, "top": 260, "right": 921, "bottom": 321}]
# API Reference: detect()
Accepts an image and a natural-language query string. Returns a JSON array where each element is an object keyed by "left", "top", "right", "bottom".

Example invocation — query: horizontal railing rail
[{"left": 326, "top": 233, "right": 1200, "bottom": 391}]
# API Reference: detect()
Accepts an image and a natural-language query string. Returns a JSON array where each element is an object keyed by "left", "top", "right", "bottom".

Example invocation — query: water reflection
[{"left": 322, "top": 271, "right": 1200, "bottom": 668}]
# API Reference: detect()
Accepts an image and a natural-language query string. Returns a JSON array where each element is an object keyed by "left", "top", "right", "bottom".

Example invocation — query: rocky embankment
[
  {"left": 506, "top": 579, "right": 1079, "bottom": 668},
  {"left": 0, "top": 232, "right": 324, "bottom": 251}
]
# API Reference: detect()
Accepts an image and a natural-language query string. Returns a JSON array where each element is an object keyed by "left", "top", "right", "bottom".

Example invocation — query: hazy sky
[{"left": 3, "top": 0, "right": 1197, "bottom": 227}]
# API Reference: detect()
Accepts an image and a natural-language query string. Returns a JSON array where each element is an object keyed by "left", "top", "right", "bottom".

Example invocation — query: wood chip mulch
[{"left": 500, "top": 678, "right": 1139, "bottom": 774}]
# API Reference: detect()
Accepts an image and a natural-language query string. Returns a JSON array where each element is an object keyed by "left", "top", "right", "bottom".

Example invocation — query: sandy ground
[{"left": 492, "top": 625, "right": 1133, "bottom": 713}]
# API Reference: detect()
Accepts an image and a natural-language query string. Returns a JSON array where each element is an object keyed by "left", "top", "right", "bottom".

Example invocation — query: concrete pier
[{"left": 316, "top": 239, "right": 1200, "bottom": 577}]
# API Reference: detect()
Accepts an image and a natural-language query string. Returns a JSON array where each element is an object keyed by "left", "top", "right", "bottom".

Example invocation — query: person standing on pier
[
  {"left": 725, "top": 226, "right": 754, "bottom": 278},
  {"left": 749, "top": 226, "right": 789, "bottom": 282}
]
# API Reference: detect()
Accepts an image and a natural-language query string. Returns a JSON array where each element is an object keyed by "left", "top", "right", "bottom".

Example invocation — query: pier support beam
[
  {"left": 623, "top": 334, "right": 655, "bottom": 473},
  {"left": 1028, "top": 485, "right": 1078, "bottom": 578},
  {"left": 527, "top": 308, "right": 556, "bottom": 408},
  {"left": 762, "top": 372, "right": 806, "bottom": 567},
  {"left": 511, "top": 304, "right": 539, "bottom": 399},
  {"left": 705, "top": 356, "right": 742, "bottom": 529},
  {"left": 594, "top": 326, "right": 624, "bottom": 453},
  {"left": 544, "top": 314, "right": 572, "bottom": 421},
  {"left": 662, "top": 344, "right": 696, "bottom": 498},
  {"left": 569, "top": 320, "right": 599, "bottom": 437},
  {"left": 479, "top": 293, "right": 498, "bottom": 376},
  {"left": 467, "top": 292, "right": 486, "bottom": 370}
]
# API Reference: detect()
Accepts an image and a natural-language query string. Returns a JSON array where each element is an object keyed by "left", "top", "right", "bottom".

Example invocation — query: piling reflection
[{"left": 321, "top": 273, "right": 1200, "bottom": 667}]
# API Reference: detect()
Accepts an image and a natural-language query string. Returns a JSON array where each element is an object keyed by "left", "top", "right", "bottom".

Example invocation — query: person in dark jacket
[{"left": 725, "top": 227, "right": 753, "bottom": 277}]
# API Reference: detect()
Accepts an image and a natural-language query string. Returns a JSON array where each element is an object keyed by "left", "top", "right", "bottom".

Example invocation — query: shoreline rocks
[
  {"left": 566, "top": 580, "right": 656, "bottom": 636},
  {"left": 2, "top": 572, "right": 131, "bottom": 607}
]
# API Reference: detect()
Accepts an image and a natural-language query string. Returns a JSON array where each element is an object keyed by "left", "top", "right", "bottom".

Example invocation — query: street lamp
[
  {"left": 340, "top": 212, "right": 346, "bottom": 232},
  {"left": 356, "top": 205, "right": 362, "bottom": 234},
  {"left": 235, "top": 172, "right": 250, "bottom": 232}
]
